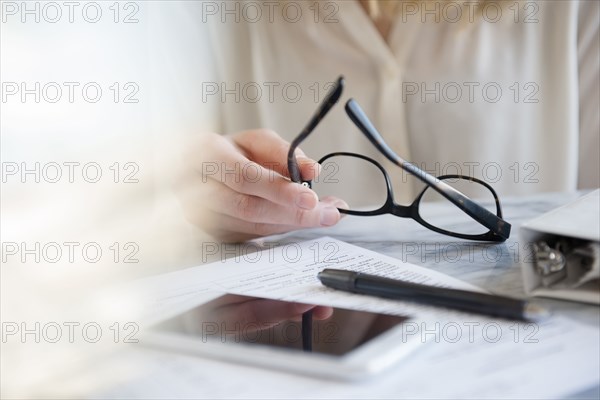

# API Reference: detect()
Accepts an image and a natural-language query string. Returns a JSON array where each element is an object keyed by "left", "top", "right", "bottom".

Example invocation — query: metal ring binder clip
[
  {"left": 533, "top": 241, "right": 566, "bottom": 276},
  {"left": 533, "top": 241, "right": 568, "bottom": 287}
]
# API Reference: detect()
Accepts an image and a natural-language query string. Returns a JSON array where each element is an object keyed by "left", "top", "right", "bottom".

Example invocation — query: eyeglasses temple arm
[
  {"left": 288, "top": 76, "right": 345, "bottom": 184},
  {"left": 345, "top": 99, "right": 511, "bottom": 240}
]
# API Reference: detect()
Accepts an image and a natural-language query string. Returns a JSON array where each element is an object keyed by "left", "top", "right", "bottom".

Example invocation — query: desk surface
[{"left": 97, "top": 191, "right": 600, "bottom": 399}]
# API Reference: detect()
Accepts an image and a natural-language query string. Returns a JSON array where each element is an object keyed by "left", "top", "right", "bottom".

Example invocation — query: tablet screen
[{"left": 154, "top": 294, "right": 408, "bottom": 356}]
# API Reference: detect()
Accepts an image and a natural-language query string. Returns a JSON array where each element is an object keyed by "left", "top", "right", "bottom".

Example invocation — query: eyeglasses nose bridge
[{"left": 390, "top": 202, "right": 413, "bottom": 218}]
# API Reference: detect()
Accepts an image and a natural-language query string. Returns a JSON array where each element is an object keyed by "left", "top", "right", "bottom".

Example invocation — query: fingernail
[
  {"left": 296, "top": 192, "right": 317, "bottom": 210},
  {"left": 320, "top": 206, "right": 339, "bottom": 226}
]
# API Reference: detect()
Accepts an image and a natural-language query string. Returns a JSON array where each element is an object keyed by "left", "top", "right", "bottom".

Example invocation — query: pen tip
[{"left": 524, "top": 303, "right": 551, "bottom": 322}]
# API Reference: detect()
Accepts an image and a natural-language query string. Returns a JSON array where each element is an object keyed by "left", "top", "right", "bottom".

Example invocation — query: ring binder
[{"left": 521, "top": 190, "right": 600, "bottom": 304}]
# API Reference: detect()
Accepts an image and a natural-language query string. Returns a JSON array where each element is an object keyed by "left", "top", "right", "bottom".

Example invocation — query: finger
[
  {"left": 312, "top": 306, "right": 334, "bottom": 320},
  {"left": 185, "top": 131, "right": 320, "bottom": 182},
  {"left": 187, "top": 133, "right": 320, "bottom": 209},
  {"left": 298, "top": 156, "right": 322, "bottom": 182},
  {"left": 201, "top": 211, "right": 339, "bottom": 243},
  {"left": 319, "top": 195, "right": 349, "bottom": 211},
  {"left": 183, "top": 173, "right": 322, "bottom": 225},
  {"left": 203, "top": 151, "right": 319, "bottom": 210},
  {"left": 177, "top": 171, "right": 347, "bottom": 242},
  {"left": 232, "top": 129, "right": 321, "bottom": 181},
  {"left": 202, "top": 180, "right": 344, "bottom": 227}
]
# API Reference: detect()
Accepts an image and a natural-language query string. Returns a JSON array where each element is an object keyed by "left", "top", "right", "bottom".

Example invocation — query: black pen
[{"left": 317, "top": 269, "right": 549, "bottom": 321}]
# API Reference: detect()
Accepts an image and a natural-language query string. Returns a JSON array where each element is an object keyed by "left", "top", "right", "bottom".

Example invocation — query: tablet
[{"left": 143, "top": 294, "right": 424, "bottom": 381}]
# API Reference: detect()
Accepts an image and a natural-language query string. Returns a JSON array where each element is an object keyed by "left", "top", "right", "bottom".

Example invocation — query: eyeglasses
[{"left": 287, "top": 76, "right": 511, "bottom": 242}]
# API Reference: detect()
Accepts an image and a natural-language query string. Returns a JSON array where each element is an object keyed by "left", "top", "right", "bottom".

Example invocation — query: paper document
[{"left": 132, "top": 237, "right": 485, "bottom": 325}]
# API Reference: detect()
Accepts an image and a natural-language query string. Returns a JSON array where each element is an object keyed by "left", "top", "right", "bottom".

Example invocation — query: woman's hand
[{"left": 177, "top": 129, "right": 347, "bottom": 242}]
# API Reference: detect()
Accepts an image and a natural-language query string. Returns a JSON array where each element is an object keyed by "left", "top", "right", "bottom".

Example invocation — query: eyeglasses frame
[{"left": 287, "top": 76, "right": 511, "bottom": 243}]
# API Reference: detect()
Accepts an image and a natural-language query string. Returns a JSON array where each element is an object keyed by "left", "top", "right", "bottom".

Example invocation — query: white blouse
[{"left": 149, "top": 0, "right": 599, "bottom": 205}]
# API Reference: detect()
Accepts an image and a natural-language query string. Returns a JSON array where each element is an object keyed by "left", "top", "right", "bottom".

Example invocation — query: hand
[{"left": 177, "top": 129, "right": 348, "bottom": 242}]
